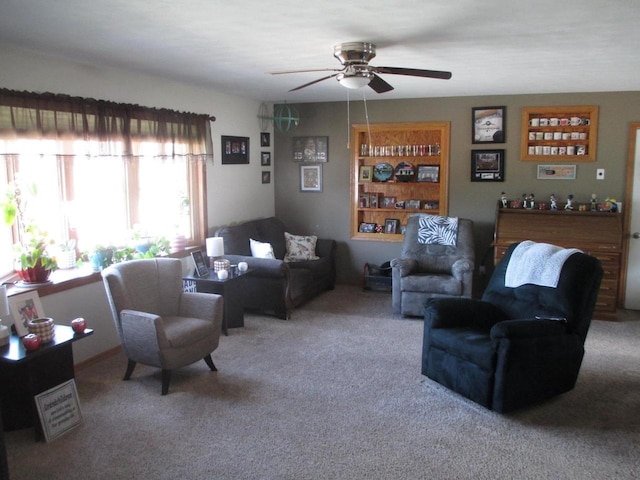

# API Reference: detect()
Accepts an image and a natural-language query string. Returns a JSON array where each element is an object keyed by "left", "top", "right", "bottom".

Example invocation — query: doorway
[{"left": 623, "top": 122, "right": 640, "bottom": 309}]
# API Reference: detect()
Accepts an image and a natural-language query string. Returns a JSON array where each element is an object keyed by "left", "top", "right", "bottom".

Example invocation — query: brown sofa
[{"left": 214, "top": 217, "right": 336, "bottom": 319}]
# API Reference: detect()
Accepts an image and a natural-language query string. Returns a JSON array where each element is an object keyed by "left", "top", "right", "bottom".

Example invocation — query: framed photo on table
[
  {"left": 190, "top": 251, "right": 210, "bottom": 277},
  {"left": 9, "top": 290, "right": 45, "bottom": 336},
  {"left": 472, "top": 106, "right": 506, "bottom": 144}
]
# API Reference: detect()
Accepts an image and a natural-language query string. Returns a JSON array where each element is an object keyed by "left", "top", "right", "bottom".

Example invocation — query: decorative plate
[
  {"left": 373, "top": 162, "right": 394, "bottom": 182},
  {"left": 394, "top": 161, "right": 416, "bottom": 182}
]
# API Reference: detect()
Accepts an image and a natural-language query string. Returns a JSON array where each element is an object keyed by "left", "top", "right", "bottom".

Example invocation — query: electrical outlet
[{"left": 596, "top": 168, "right": 605, "bottom": 180}]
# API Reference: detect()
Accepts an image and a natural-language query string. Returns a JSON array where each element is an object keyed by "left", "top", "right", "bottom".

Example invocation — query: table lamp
[
  {"left": 0, "top": 285, "right": 10, "bottom": 346},
  {"left": 206, "top": 237, "right": 229, "bottom": 271}
]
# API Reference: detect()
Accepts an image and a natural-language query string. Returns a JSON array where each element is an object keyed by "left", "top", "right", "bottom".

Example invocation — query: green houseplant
[{"left": 2, "top": 181, "right": 57, "bottom": 283}]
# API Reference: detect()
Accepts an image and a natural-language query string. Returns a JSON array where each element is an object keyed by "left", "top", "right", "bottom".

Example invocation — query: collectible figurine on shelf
[
  {"left": 565, "top": 194, "right": 574, "bottom": 210},
  {"left": 604, "top": 197, "right": 618, "bottom": 212},
  {"left": 591, "top": 193, "right": 598, "bottom": 211},
  {"left": 500, "top": 192, "right": 508, "bottom": 208},
  {"left": 550, "top": 194, "right": 558, "bottom": 211},
  {"left": 521, "top": 193, "right": 528, "bottom": 208},
  {"left": 528, "top": 193, "right": 535, "bottom": 209}
]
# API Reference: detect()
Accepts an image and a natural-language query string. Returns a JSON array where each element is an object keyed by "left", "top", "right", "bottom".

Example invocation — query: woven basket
[{"left": 27, "top": 317, "right": 55, "bottom": 343}]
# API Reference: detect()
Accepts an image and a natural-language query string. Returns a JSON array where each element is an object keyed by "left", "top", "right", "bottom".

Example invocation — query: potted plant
[
  {"left": 55, "top": 239, "right": 78, "bottom": 269},
  {"left": 2, "top": 181, "right": 57, "bottom": 283},
  {"left": 83, "top": 245, "right": 114, "bottom": 272}
]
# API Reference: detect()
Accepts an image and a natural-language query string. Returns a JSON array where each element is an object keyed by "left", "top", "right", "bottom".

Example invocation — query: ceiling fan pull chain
[
  {"left": 346, "top": 89, "right": 351, "bottom": 148},
  {"left": 362, "top": 89, "right": 372, "bottom": 148}
]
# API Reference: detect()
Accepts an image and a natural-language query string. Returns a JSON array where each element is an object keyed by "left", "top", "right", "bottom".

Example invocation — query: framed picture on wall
[
  {"left": 472, "top": 106, "right": 506, "bottom": 144},
  {"left": 293, "top": 136, "right": 329, "bottom": 162},
  {"left": 261, "top": 152, "right": 271, "bottom": 166},
  {"left": 471, "top": 149, "right": 505, "bottom": 182},
  {"left": 300, "top": 164, "right": 322, "bottom": 192},
  {"left": 222, "top": 135, "right": 250, "bottom": 164}
]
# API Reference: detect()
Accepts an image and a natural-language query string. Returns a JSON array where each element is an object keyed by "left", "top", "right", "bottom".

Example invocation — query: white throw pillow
[
  {"left": 284, "top": 232, "right": 319, "bottom": 262},
  {"left": 250, "top": 238, "right": 275, "bottom": 259}
]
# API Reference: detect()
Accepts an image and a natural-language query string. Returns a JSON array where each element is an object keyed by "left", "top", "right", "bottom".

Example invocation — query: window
[{"left": 0, "top": 89, "right": 213, "bottom": 278}]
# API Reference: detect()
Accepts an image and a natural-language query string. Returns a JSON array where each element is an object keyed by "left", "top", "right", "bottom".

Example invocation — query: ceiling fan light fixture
[{"left": 337, "top": 72, "right": 372, "bottom": 89}]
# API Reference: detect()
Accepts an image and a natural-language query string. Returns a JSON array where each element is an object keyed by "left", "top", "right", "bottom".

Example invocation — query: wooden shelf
[
  {"left": 520, "top": 105, "right": 599, "bottom": 162},
  {"left": 350, "top": 121, "right": 450, "bottom": 242}
]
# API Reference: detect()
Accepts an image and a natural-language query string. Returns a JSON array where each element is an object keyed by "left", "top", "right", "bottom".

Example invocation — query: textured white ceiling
[{"left": 1, "top": 0, "right": 639, "bottom": 103}]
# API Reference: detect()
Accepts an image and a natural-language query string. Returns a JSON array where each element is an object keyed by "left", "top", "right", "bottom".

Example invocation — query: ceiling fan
[{"left": 269, "top": 42, "right": 452, "bottom": 93}]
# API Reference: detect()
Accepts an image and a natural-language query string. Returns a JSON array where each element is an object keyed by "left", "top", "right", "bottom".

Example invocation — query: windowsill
[{"left": 4, "top": 247, "right": 202, "bottom": 298}]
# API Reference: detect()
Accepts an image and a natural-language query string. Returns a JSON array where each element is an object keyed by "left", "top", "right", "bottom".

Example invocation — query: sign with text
[{"left": 35, "top": 379, "right": 84, "bottom": 442}]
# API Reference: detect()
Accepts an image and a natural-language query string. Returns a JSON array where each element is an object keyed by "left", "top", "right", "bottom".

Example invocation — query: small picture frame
[
  {"left": 417, "top": 165, "right": 440, "bottom": 183},
  {"left": 222, "top": 135, "right": 250, "bottom": 164},
  {"left": 260, "top": 132, "right": 270, "bottom": 147},
  {"left": 261, "top": 152, "right": 271, "bottom": 166},
  {"left": 359, "top": 165, "right": 373, "bottom": 183},
  {"left": 471, "top": 149, "right": 505, "bottom": 182},
  {"left": 300, "top": 164, "right": 322, "bottom": 192},
  {"left": 9, "top": 290, "right": 45, "bottom": 337},
  {"left": 262, "top": 171, "right": 271, "bottom": 184},
  {"left": 369, "top": 193, "right": 379, "bottom": 208},
  {"left": 358, "top": 222, "right": 376, "bottom": 233},
  {"left": 358, "top": 193, "right": 370, "bottom": 208},
  {"left": 381, "top": 196, "right": 396, "bottom": 208},
  {"left": 472, "top": 106, "right": 506, "bottom": 144},
  {"left": 536, "top": 164, "right": 577, "bottom": 180},
  {"left": 190, "top": 251, "right": 210, "bottom": 277},
  {"left": 405, "top": 199, "right": 421, "bottom": 210},
  {"left": 384, "top": 218, "right": 400, "bottom": 234}
]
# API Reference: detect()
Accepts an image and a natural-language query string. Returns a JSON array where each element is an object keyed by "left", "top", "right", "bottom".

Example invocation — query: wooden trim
[{"left": 620, "top": 121, "right": 640, "bottom": 307}]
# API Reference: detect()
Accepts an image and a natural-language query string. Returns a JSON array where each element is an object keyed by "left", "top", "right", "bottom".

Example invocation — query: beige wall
[
  {"left": 274, "top": 92, "right": 640, "bottom": 285},
  {"left": 0, "top": 44, "right": 275, "bottom": 362}
]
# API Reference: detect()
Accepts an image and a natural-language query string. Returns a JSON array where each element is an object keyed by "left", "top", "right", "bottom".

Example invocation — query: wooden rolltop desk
[{"left": 493, "top": 203, "right": 623, "bottom": 320}]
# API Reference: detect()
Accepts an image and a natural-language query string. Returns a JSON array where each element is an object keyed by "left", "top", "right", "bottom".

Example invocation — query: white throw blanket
[{"left": 504, "top": 240, "right": 582, "bottom": 288}]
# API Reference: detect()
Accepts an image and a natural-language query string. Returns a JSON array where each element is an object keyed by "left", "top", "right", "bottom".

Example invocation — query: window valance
[{"left": 0, "top": 88, "right": 215, "bottom": 158}]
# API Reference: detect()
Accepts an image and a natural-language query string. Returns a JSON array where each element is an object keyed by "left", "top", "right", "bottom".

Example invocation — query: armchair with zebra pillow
[{"left": 391, "top": 214, "right": 475, "bottom": 317}]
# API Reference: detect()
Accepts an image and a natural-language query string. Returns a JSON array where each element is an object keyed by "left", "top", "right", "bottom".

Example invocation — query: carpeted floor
[{"left": 5, "top": 285, "right": 640, "bottom": 479}]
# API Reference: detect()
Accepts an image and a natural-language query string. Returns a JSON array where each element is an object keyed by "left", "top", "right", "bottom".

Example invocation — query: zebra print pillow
[{"left": 417, "top": 215, "right": 458, "bottom": 246}]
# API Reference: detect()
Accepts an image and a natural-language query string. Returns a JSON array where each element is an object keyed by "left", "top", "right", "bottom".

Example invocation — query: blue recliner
[{"left": 422, "top": 241, "right": 603, "bottom": 413}]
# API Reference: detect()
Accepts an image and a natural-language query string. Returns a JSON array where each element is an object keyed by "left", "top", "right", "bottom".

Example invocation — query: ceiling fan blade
[
  {"left": 375, "top": 66, "right": 452, "bottom": 80},
  {"left": 269, "top": 68, "right": 341, "bottom": 75},
  {"left": 368, "top": 74, "right": 394, "bottom": 94},
  {"left": 289, "top": 73, "right": 339, "bottom": 92}
]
